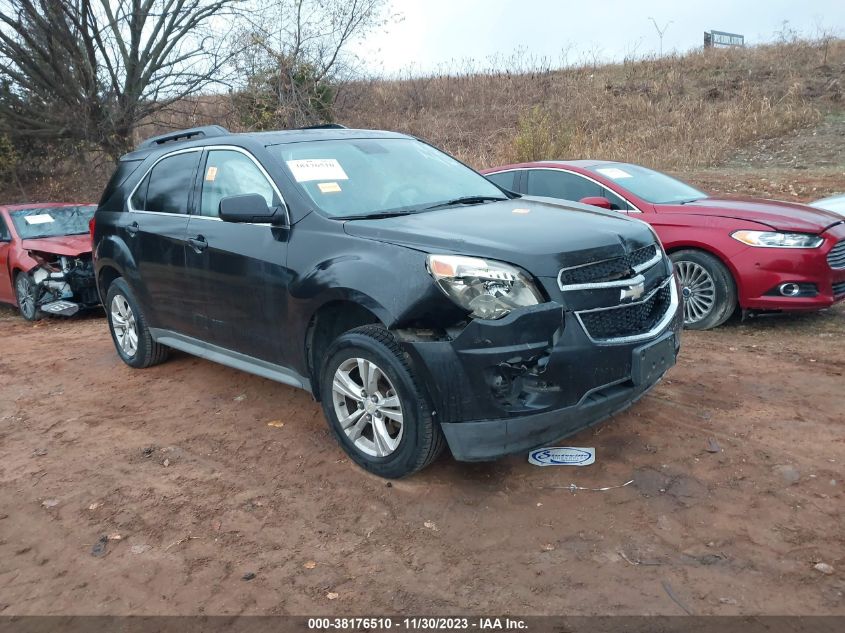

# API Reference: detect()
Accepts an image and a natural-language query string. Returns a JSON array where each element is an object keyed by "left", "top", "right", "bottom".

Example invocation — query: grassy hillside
[
  {"left": 337, "top": 39, "right": 844, "bottom": 171},
  {"left": 2, "top": 38, "right": 843, "bottom": 204}
]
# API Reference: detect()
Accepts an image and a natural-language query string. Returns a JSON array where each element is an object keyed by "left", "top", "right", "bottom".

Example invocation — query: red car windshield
[
  {"left": 587, "top": 164, "right": 706, "bottom": 205},
  {"left": 10, "top": 206, "right": 96, "bottom": 240}
]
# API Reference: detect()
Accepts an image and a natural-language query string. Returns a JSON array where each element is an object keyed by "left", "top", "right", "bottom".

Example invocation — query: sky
[{"left": 353, "top": 0, "right": 845, "bottom": 75}]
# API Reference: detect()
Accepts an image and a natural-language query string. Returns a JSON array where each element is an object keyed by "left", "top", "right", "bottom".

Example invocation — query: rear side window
[
  {"left": 485, "top": 171, "right": 516, "bottom": 191},
  {"left": 526, "top": 169, "right": 602, "bottom": 201},
  {"left": 131, "top": 151, "right": 201, "bottom": 214},
  {"left": 98, "top": 159, "right": 143, "bottom": 211}
]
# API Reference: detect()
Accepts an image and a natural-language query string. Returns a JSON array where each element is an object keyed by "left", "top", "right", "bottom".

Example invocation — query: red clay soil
[{"left": 0, "top": 305, "right": 843, "bottom": 615}]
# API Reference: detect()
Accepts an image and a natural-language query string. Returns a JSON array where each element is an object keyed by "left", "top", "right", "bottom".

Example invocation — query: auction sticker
[
  {"left": 24, "top": 214, "right": 55, "bottom": 225},
  {"left": 528, "top": 447, "right": 595, "bottom": 467},
  {"left": 286, "top": 158, "right": 348, "bottom": 182},
  {"left": 595, "top": 167, "right": 632, "bottom": 180}
]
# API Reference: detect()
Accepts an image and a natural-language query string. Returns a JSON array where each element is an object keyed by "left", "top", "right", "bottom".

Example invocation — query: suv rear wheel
[
  {"left": 320, "top": 325, "right": 445, "bottom": 478},
  {"left": 671, "top": 249, "right": 737, "bottom": 330},
  {"left": 106, "top": 278, "right": 169, "bottom": 368}
]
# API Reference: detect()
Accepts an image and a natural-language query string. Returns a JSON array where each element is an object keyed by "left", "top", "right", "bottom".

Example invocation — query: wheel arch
[
  {"left": 305, "top": 299, "right": 386, "bottom": 401},
  {"left": 664, "top": 242, "right": 743, "bottom": 301}
]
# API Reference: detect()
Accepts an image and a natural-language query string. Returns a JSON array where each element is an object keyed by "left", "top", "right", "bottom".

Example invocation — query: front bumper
[
  {"left": 732, "top": 224, "right": 845, "bottom": 311},
  {"left": 399, "top": 297, "right": 682, "bottom": 462}
]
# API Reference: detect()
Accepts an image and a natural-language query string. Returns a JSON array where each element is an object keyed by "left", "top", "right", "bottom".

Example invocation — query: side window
[
  {"left": 485, "top": 171, "right": 516, "bottom": 191},
  {"left": 525, "top": 170, "right": 602, "bottom": 201},
  {"left": 0, "top": 215, "right": 10, "bottom": 240},
  {"left": 199, "top": 150, "right": 278, "bottom": 217},
  {"left": 601, "top": 187, "right": 633, "bottom": 211},
  {"left": 135, "top": 151, "right": 201, "bottom": 214}
]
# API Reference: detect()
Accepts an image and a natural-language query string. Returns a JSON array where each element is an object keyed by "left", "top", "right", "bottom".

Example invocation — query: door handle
[
  {"left": 126, "top": 221, "right": 139, "bottom": 237},
  {"left": 187, "top": 235, "right": 208, "bottom": 253}
]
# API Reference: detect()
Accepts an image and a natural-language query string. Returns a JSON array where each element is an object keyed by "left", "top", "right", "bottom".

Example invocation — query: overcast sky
[{"left": 353, "top": 0, "right": 845, "bottom": 75}]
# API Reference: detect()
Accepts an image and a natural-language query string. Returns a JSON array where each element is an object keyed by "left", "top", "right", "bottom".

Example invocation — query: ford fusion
[
  {"left": 92, "top": 126, "right": 682, "bottom": 478},
  {"left": 483, "top": 161, "right": 845, "bottom": 330}
]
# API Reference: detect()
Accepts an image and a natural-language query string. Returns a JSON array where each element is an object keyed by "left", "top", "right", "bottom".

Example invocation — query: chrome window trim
[
  {"left": 558, "top": 249, "right": 662, "bottom": 291},
  {"left": 126, "top": 147, "right": 202, "bottom": 214},
  {"left": 574, "top": 276, "right": 679, "bottom": 346},
  {"left": 126, "top": 145, "right": 289, "bottom": 226},
  {"left": 514, "top": 167, "right": 642, "bottom": 213}
]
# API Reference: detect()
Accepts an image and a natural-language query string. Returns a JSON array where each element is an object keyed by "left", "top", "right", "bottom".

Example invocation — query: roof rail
[
  {"left": 137, "top": 125, "right": 230, "bottom": 150},
  {"left": 298, "top": 123, "right": 347, "bottom": 130}
]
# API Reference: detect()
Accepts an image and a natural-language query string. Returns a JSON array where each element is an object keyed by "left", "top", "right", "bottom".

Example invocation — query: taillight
[{"left": 89, "top": 216, "right": 96, "bottom": 245}]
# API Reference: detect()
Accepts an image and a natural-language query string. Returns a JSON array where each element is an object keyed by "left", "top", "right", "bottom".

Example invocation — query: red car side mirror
[{"left": 579, "top": 196, "right": 613, "bottom": 210}]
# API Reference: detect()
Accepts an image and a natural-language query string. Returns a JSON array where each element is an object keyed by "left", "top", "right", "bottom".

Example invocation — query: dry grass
[
  {"left": 336, "top": 39, "right": 844, "bottom": 169},
  {"left": 2, "top": 38, "right": 843, "bottom": 203}
]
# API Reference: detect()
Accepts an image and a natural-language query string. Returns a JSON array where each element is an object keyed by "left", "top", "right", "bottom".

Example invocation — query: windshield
[
  {"left": 272, "top": 138, "right": 507, "bottom": 218},
  {"left": 587, "top": 163, "right": 706, "bottom": 205},
  {"left": 10, "top": 206, "right": 96, "bottom": 239}
]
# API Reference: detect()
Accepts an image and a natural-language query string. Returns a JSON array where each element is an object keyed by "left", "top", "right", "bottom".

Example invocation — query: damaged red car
[{"left": 0, "top": 203, "right": 99, "bottom": 320}]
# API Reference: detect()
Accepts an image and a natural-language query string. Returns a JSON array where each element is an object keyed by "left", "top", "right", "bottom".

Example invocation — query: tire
[
  {"left": 15, "top": 272, "right": 42, "bottom": 321},
  {"left": 670, "top": 249, "right": 737, "bottom": 330},
  {"left": 319, "top": 325, "right": 445, "bottom": 478},
  {"left": 105, "top": 278, "right": 169, "bottom": 369}
]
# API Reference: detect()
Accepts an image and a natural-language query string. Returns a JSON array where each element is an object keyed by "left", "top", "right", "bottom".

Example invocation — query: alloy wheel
[
  {"left": 110, "top": 294, "right": 139, "bottom": 357},
  {"left": 331, "top": 357, "right": 404, "bottom": 458},
  {"left": 676, "top": 260, "right": 716, "bottom": 325},
  {"left": 15, "top": 275, "right": 37, "bottom": 319}
]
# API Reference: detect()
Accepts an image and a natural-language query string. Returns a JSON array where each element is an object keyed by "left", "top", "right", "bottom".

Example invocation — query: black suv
[{"left": 93, "top": 125, "right": 682, "bottom": 478}]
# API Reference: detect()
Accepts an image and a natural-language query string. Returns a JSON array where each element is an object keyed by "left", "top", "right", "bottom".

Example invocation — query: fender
[{"left": 93, "top": 232, "right": 144, "bottom": 303}]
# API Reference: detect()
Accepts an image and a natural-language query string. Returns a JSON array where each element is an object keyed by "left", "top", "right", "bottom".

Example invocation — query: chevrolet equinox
[{"left": 92, "top": 125, "right": 682, "bottom": 478}]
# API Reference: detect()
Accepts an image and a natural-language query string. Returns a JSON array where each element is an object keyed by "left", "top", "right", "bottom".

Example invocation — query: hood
[
  {"left": 20, "top": 234, "right": 92, "bottom": 257},
  {"left": 342, "top": 196, "right": 657, "bottom": 277},
  {"left": 657, "top": 196, "right": 844, "bottom": 233}
]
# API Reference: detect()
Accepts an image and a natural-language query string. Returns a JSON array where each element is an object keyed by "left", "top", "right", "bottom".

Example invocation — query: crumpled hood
[
  {"left": 21, "top": 234, "right": 92, "bottom": 257},
  {"left": 342, "top": 196, "right": 657, "bottom": 277},
  {"left": 658, "top": 197, "right": 844, "bottom": 233}
]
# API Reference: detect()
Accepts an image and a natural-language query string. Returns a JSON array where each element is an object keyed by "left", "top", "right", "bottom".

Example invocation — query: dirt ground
[{"left": 0, "top": 301, "right": 843, "bottom": 616}]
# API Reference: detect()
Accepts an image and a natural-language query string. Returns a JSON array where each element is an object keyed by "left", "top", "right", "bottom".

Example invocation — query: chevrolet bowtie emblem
[{"left": 620, "top": 281, "right": 645, "bottom": 302}]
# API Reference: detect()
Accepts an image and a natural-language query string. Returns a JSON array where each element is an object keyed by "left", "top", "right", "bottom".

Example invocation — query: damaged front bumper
[
  {"left": 28, "top": 255, "right": 99, "bottom": 316},
  {"left": 398, "top": 300, "right": 682, "bottom": 461}
]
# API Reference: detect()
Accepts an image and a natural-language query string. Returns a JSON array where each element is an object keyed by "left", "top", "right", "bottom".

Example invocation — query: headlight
[
  {"left": 731, "top": 230, "right": 823, "bottom": 249},
  {"left": 426, "top": 254, "right": 544, "bottom": 320}
]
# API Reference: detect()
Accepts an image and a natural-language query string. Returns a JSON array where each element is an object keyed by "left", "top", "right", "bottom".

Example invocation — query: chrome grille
[
  {"left": 828, "top": 240, "right": 845, "bottom": 270},
  {"left": 833, "top": 281, "right": 845, "bottom": 298},
  {"left": 558, "top": 244, "right": 659, "bottom": 288},
  {"left": 575, "top": 278, "right": 678, "bottom": 343}
]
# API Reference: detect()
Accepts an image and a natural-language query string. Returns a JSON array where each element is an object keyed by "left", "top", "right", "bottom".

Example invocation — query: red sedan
[
  {"left": 0, "top": 203, "right": 99, "bottom": 320},
  {"left": 482, "top": 161, "right": 845, "bottom": 329}
]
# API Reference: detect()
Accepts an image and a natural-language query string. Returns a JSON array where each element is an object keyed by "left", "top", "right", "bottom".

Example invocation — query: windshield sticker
[
  {"left": 596, "top": 167, "right": 632, "bottom": 180},
  {"left": 528, "top": 447, "right": 595, "bottom": 467},
  {"left": 24, "top": 214, "right": 55, "bottom": 225},
  {"left": 318, "top": 182, "right": 342, "bottom": 194},
  {"left": 205, "top": 166, "right": 218, "bottom": 181},
  {"left": 286, "top": 159, "right": 348, "bottom": 182},
  {"left": 512, "top": 208, "right": 530, "bottom": 214}
]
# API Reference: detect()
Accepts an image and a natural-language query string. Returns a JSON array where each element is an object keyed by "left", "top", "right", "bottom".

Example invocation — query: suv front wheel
[
  {"left": 106, "top": 278, "right": 169, "bottom": 368},
  {"left": 320, "top": 326, "right": 445, "bottom": 478}
]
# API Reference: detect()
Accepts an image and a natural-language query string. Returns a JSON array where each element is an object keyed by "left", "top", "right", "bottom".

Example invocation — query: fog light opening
[{"left": 779, "top": 282, "right": 801, "bottom": 297}]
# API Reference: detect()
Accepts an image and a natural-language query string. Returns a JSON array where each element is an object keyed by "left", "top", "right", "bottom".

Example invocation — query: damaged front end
[{"left": 26, "top": 251, "right": 99, "bottom": 316}]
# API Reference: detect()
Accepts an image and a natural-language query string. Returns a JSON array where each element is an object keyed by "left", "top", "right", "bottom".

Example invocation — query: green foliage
[
  {"left": 236, "top": 61, "right": 336, "bottom": 131},
  {"left": 512, "top": 106, "right": 573, "bottom": 162},
  {"left": 0, "top": 133, "right": 18, "bottom": 178}
]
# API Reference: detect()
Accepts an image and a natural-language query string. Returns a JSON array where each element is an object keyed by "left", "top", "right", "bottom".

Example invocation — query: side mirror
[
  {"left": 219, "top": 194, "right": 287, "bottom": 225},
  {"left": 579, "top": 196, "right": 613, "bottom": 210}
]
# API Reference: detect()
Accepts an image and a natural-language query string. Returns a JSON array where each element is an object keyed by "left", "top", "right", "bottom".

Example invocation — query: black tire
[
  {"left": 105, "top": 278, "right": 169, "bottom": 369},
  {"left": 670, "top": 249, "right": 737, "bottom": 330},
  {"left": 14, "top": 272, "right": 42, "bottom": 321},
  {"left": 319, "top": 325, "right": 445, "bottom": 478}
]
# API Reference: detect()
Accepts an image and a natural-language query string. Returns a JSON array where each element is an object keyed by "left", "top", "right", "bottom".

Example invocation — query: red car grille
[
  {"left": 828, "top": 240, "right": 845, "bottom": 270},
  {"left": 833, "top": 281, "right": 845, "bottom": 298}
]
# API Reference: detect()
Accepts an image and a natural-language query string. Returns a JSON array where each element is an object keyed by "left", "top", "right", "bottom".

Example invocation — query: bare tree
[
  {"left": 234, "top": 0, "right": 392, "bottom": 129},
  {"left": 0, "top": 0, "right": 238, "bottom": 158}
]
